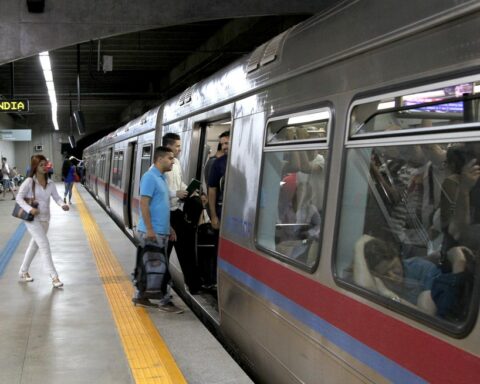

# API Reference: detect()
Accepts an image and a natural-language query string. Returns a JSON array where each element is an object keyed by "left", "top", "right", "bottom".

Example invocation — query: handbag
[{"left": 12, "top": 180, "right": 38, "bottom": 221}]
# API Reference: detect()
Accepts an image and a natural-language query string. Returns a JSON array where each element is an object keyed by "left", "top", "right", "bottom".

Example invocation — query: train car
[{"left": 84, "top": 1, "right": 480, "bottom": 382}]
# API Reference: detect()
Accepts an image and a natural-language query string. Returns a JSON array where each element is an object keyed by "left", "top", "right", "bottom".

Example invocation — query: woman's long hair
[{"left": 29, "top": 154, "right": 47, "bottom": 178}]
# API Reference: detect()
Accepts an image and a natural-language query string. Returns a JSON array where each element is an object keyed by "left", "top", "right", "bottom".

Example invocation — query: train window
[
  {"left": 256, "top": 108, "right": 331, "bottom": 270},
  {"left": 335, "top": 139, "right": 480, "bottom": 333},
  {"left": 139, "top": 145, "right": 152, "bottom": 186},
  {"left": 112, "top": 151, "right": 124, "bottom": 188},
  {"left": 350, "top": 81, "right": 480, "bottom": 138},
  {"left": 266, "top": 110, "right": 329, "bottom": 145}
]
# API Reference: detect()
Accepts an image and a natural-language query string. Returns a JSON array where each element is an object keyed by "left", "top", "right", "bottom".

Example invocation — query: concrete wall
[
  {"left": 0, "top": 0, "right": 335, "bottom": 64},
  {"left": 0, "top": 114, "right": 18, "bottom": 169}
]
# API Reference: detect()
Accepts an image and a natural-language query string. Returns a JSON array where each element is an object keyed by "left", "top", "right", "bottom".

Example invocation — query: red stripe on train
[{"left": 219, "top": 239, "right": 480, "bottom": 383}]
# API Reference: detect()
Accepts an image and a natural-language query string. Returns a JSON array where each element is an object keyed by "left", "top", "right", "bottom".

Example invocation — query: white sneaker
[
  {"left": 52, "top": 277, "right": 64, "bottom": 288},
  {"left": 19, "top": 272, "right": 34, "bottom": 282}
]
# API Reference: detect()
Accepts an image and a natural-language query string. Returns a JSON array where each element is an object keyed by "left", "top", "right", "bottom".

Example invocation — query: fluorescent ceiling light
[
  {"left": 474, "top": 84, "right": 480, "bottom": 94},
  {"left": 288, "top": 111, "right": 330, "bottom": 125},
  {"left": 38, "top": 51, "right": 59, "bottom": 131}
]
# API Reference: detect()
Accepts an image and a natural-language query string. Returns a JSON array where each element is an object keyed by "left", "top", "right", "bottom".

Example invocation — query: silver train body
[{"left": 84, "top": 1, "right": 480, "bottom": 382}]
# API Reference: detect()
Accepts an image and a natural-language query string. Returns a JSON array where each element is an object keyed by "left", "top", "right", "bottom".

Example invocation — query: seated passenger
[
  {"left": 353, "top": 234, "right": 469, "bottom": 318},
  {"left": 275, "top": 173, "right": 321, "bottom": 262},
  {"left": 441, "top": 144, "right": 480, "bottom": 251}
]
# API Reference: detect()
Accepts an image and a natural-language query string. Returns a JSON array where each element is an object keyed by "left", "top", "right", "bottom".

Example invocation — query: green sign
[{"left": 0, "top": 100, "right": 29, "bottom": 112}]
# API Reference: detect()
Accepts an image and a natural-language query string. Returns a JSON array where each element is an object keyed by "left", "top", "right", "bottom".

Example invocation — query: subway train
[{"left": 83, "top": 1, "right": 480, "bottom": 383}]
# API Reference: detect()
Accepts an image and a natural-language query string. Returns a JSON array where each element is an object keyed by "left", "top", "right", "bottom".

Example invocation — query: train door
[
  {"left": 186, "top": 114, "right": 231, "bottom": 316},
  {"left": 105, "top": 147, "right": 113, "bottom": 208},
  {"left": 125, "top": 141, "right": 137, "bottom": 230}
]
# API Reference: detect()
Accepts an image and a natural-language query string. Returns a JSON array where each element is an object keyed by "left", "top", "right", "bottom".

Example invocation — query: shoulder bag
[{"left": 12, "top": 180, "right": 38, "bottom": 221}]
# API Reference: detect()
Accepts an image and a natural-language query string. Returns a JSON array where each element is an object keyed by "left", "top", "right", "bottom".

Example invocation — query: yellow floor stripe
[{"left": 73, "top": 186, "right": 187, "bottom": 384}]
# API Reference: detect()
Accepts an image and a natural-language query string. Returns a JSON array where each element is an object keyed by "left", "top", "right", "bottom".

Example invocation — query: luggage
[{"left": 132, "top": 242, "right": 167, "bottom": 299}]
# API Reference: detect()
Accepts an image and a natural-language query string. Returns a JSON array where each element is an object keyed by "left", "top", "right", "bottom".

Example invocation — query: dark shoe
[
  {"left": 132, "top": 297, "right": 158, "bottom": 308},
  {"left": 158, "top": 302, "right": 184, "bottom": 314}
]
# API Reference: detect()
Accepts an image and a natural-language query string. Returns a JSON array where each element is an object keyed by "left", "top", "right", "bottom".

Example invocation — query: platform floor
[{"left": 0, "top": 184, "right": 252, "bottom": 384}]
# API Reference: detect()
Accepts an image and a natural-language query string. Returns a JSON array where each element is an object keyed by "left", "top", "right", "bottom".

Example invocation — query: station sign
[
  {"left": 0, "top": 129, "right": 32, "bottom": 141},
  {"left": 0, "top": 99, "right": 29, "bottom": 113}
]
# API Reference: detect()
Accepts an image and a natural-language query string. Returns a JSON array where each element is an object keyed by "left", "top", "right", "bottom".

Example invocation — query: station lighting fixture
[{"left": 39, "top": 51, "right": 59, "bottom": 131}]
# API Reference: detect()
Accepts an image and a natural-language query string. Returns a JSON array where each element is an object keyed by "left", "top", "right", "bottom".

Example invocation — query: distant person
[
  {"left": 16, "top": 154, "right": 70, "bottom": 288},
  {"left": 62, "top": 158, "right": 76, "bottom": 204},
  {"left": 133, "top": 146, "right": 183, "bottom": 313},
  {"left": 1, "top": 157, "right": 16, "bottom": 200},
  {"left": 45, "top": 158, "right": 54, "bottom": 179},
  {"left": 163, "top": 132, "right": 201, "bottom": 294}
]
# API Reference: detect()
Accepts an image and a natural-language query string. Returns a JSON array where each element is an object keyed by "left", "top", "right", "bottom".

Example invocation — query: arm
[
  {"left": 208, "top": 187, "right": 219, "bottom": 229},
  {"left": 140, "top": 195, "right": 156, "bottom": 241},
  {"left": 51, "top": 182, "right": 69, "bottom": 210}
]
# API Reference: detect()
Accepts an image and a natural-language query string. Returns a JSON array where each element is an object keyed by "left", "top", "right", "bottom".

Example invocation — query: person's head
[
  {"left": 162, "top": 132, "right": 181, "bottom": 157},
  {"left": 446, "top": 144, "right": 475, "bottom": 174},
  {"left": 153, "top": 146, "right": 174, "bottom": 173},
  {"left": 29, "top": 154, "right": 48, "bottom": 178},
  {"left": 200, "top": 192, "right": 208, "bottom": 206},
  {"left": 219, "top": 131, "right": 230, "bottom": 155},
  {"left": 215, "top": 142, "right": 222, "bottom": 156},
  {"left": 1, "top": 157, "right": 6, "bottom": 164},
  {"left": 364, "top": 238, "right": 403, "bottom": 284}
]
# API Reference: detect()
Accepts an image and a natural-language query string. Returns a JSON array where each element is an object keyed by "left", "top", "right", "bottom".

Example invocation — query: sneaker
[
  {"left": 132, "top": 297, "right": 158, "bottom": 308},
  {"left": 19, "top": 272, "right": 34, "bottom": 282},
  {"left": 158, "top": 302, "right": 184, "bottom": 314},
  {"left": 52, "top": 277, "right": 64, "bottom": 288}
]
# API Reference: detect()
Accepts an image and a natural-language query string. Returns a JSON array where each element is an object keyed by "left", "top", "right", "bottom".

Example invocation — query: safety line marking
[
  {"left": 0, "top": 223, "right": 26, "bottom": 276},
  {"left": 74, "top": 186, "right": 187, "bottom": 384}
]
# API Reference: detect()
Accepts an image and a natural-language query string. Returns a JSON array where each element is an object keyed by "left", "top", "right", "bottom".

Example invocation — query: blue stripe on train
[
  {"left": 0, "top": 223, "right": 27, "bottom": 276},
  {"left": 219, "top": 259, "right": 427, "bottom": 384}
]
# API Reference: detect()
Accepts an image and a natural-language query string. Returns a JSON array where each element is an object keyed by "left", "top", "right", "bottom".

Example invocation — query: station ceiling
[{"left": 0, "top": 15, "right": 310, "bottom": 146}]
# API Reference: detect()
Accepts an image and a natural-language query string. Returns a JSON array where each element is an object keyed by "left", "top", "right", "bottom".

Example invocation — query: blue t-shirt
[
  {"left": 137, "top": 167, "right": 170, "bottom": 235},
  {"left": 208, "top": 155, "right": 227, "bottom": 218}
]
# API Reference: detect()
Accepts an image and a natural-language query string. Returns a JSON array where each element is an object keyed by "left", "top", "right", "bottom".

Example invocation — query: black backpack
[{"left": 132, "top": 242, "right": 167, "bottom": 299}]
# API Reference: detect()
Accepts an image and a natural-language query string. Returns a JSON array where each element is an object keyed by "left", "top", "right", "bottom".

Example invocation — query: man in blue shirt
[{"left": 133, "top": 146, "right": 183, "bottom": 313}]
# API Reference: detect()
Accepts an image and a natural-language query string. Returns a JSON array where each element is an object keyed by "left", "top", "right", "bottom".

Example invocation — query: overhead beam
[{"left": 0, "top": 0, "right": 339, "bottom": 65}]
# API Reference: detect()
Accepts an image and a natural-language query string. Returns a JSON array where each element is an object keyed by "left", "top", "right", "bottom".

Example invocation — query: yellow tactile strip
[{"left": 74, "top": 186, "right": 187, "bottom": 384}]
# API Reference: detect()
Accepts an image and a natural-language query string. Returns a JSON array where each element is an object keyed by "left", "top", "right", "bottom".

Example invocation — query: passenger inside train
[{"left": 338, "top": 94, "right": 480, "bottom": 323}]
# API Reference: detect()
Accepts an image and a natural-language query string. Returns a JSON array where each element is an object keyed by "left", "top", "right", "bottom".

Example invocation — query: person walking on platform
[
  {"left": 163, "top": 132, "right": 202, "bottom": 294},
  {"left": 1, "top": 157, "right": 16, "bottom": 200},
  {"left": 133, "top": 146, "right": 184, "bottom": 313},
  {"left": 17, "top": 154, "right": 69, "bottom": 288},
  {"left": 61, "top": 157, "right": 76, "bottom": 204}
]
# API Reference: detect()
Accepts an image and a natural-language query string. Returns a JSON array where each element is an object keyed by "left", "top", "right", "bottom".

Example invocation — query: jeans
[
  {"left": 134, "top": 232, "right": 171, "bottom": 304},
  {"left": 20, "top": 220, "right": 58, "bottom": 279},
  {"left": 64, "top": 182, "right": 74, "bottom": 201}
]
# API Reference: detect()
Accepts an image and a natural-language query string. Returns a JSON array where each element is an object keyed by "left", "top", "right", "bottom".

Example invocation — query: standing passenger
[
  {"left": 208, "top": 131, "right": 230, "bottom": 229},
  {"left": 1, "top": 157, "right": 16, "bottom": 200},
  {"left": 207, "top": 131, "right": 230, "bottom": 287},
  {"left": 17, "top": 155, "right": 69, "bottom": 287},
  {"left": 133, "top": 146, "right": 184, "bottom": 313},
  {"left": 163, "top": 133, "right": 202, "bottom": 294}
]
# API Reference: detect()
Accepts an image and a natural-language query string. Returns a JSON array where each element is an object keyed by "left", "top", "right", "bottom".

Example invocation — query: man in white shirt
[
  {"left": 163, "top": 133, "right": 202, "bottom": 294},
  {"left": 1, "top": 157, "right": 16, "bottom": 200}
]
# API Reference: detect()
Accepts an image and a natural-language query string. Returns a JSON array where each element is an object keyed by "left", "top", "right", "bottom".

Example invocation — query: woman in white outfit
[{"left": 16, "top": 155, "right": 69, "bottom": 288}]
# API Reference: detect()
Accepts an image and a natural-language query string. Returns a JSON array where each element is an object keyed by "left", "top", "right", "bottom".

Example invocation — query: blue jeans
[
  {"left": 64, "top": 182, "right": 74, "bottom": 201},
  {"left": 135, "top": 232, "right": 171, "bottom": 304}
]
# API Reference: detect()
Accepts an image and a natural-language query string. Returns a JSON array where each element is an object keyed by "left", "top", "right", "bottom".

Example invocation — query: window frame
[
  {"left": 254, "top": 106, "right": 333, "bottom": 273},
  {"left": 334, "top": 77, "right": 480, "bottom": 338}
]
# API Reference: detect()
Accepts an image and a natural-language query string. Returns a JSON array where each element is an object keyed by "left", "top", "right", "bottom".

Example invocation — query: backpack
[{"left": 132, "top": 242, "right": 167, "bottom": 299}]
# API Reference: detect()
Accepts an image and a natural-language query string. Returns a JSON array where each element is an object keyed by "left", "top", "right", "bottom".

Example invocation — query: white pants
[{"left": 19, "top": 220, "right": 58, "bottom": 279}]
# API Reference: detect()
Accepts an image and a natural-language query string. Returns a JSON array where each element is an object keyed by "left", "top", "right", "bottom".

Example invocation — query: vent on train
[
  {"left": 247, "top": 28, "right": 292, "bottom": 73},
  {"left": 179, "top": 86, "right": 194, "bottom": 106}
]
